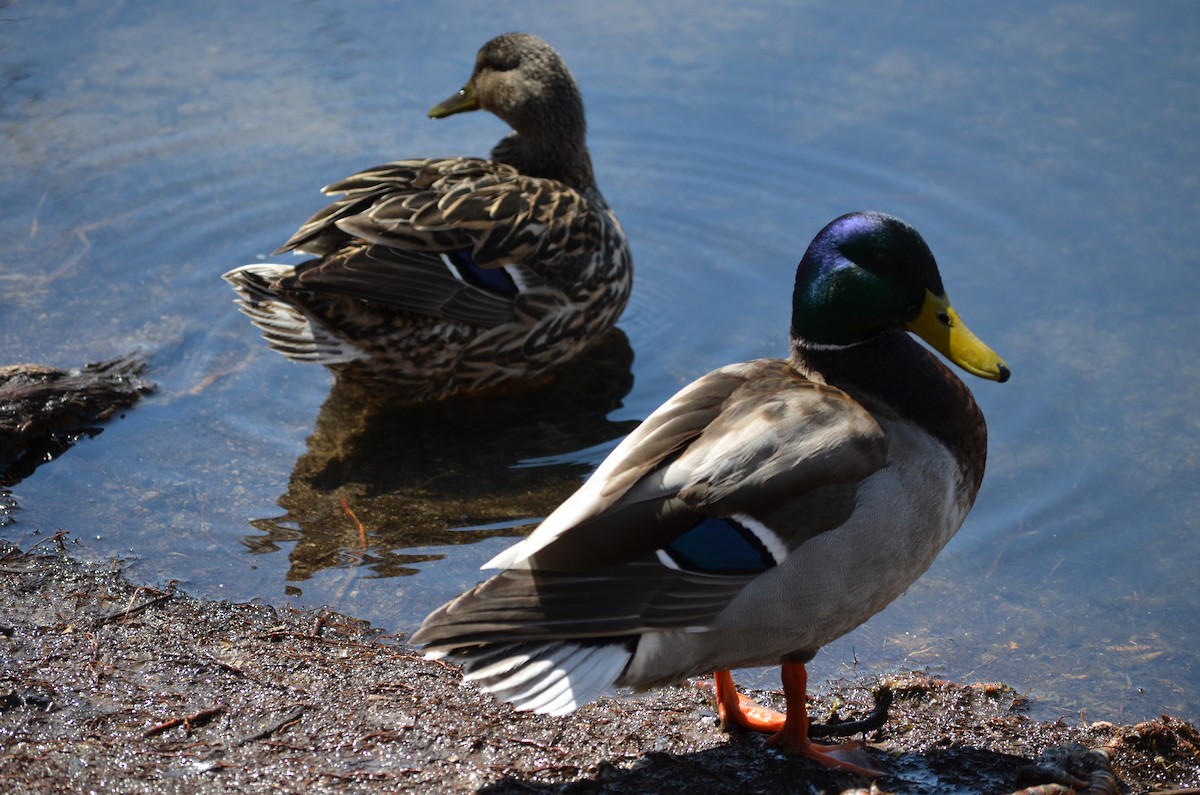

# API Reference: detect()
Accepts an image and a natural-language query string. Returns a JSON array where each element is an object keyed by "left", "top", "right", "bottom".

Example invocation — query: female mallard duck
[
  {"left": 222, "top": 33, "right": 631, "bottom": 399},
  {"left": 413, "top": 211, "right": 1010, "bottom": 775}
]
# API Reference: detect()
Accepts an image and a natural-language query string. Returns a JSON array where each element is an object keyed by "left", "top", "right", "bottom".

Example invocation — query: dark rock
[{"left": 0, "top": 353, "right": 154, "bottom": 485}]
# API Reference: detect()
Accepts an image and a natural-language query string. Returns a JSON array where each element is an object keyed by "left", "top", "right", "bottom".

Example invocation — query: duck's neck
[
  {"left": 491, "top": 133, "right": 596, "bottom": 193},
  {"left": 791, "top": 330, "right": 988, "bottom": 493},
  {"left": 489, "top": 98, "right": 597, "bottom": 193}
]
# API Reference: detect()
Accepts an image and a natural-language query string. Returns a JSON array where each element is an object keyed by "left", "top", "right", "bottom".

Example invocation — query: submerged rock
[{"left": 0, "top": 353, "right": 153, "bottom": 485}]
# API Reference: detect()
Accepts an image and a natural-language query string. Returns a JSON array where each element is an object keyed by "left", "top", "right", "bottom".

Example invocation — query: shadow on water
[{"left": 242, "top": 328, "right": 638, "bottom": 583}]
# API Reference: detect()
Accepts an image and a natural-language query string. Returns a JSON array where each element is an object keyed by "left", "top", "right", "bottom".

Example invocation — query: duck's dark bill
[{"left": 429, "top": 85, "right": 479, "bottom": 118}]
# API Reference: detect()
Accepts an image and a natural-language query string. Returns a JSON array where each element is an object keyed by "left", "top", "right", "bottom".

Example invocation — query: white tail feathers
[
  {"left": 222, "top": 264, "right": 364, "bottom": 365},
  {"left": 447, "top": 641, "right": 631, "bottom": 716}
]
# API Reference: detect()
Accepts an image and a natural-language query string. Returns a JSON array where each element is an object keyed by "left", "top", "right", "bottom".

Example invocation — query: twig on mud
[
  {"left": 506, "top": 736, "right": 568, "bottom": 754},
  {"left": 311, "top": 610, "right": 329, "bottom": 636},
  {"left": 234, "top": 705, "right": 306, "bottom": 746},
  {"left": 255, "top": 628, "right": 413, "bottom": 658},
  {"left": 94, "top": 584, "right": 175, "bottom": 626},
  {"left": 143, "top": 704, "right": 227, "bottom": 737},
  {"left": 197, "top": 650, "right": 253, "bottom": 678},
  {"left": 355, "top": 729, "right": 409, "bottom": 747},
  {"left": 497, "top": 763, "right": 583, "bottom": 777},
  {"left": 24, "top": 531, "right": 71, "bottom": 554},
  {"left": 315, "top": 770, "right": 411, "bottom": 783},
  {"left": 809, "top": 686, "right": 894, "bottom": 739}
]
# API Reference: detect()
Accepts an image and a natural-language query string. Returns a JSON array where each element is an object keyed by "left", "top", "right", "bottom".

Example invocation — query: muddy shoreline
[{"left": 2, "top": 540, "right": 1198, "bottom": 794}]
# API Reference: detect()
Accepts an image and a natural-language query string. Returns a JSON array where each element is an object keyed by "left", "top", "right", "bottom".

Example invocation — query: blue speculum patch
[
  {"left": 663, "top": 517, "right": 778, "bottom": 575},
  {"left": 447, "top": 249, "right": 518, "bottom": 295}
]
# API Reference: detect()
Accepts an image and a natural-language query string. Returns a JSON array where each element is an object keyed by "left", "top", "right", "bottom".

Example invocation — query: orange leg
[
  {"left": 707, "top": 663, "right": 883, "bottom": 777},
  {"left": 711, "top": 669, "right": 787, "bottom": 732}
]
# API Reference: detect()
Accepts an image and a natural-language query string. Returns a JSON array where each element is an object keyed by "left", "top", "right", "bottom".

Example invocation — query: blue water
[{"left": 2, "top": 1, "right": 1198, "bottom": 726}]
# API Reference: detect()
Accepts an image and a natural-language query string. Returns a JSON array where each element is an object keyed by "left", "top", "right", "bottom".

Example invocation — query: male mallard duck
[
  {"left": 222, "top": 33, "right": 631, "bottom": 399},
  {"left": 412, "top": 211, "right": 1010, "bottom": 775}
]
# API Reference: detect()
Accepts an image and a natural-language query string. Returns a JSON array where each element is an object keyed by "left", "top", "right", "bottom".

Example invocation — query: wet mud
[{"left": 2, "top": 541, "right": 1198, "bottom": 794}]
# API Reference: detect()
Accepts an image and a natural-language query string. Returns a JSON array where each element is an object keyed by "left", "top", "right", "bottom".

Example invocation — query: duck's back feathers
[
  {"left": 283, "top": 245, "right": 520, "bottom": 327},
  {"left": 486, "top": 360, "right": 887, "bottom": 571},
  {"left": 413, "top": 359, "right": 891, "bottom": 695},
  {"left": 275, "top": 158, "right": 602, "bottom": 269}
]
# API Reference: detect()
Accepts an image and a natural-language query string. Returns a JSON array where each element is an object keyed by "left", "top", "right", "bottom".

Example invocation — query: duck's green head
[{"left": 792, "top": 211, "right": 1010, "bottom": 382}]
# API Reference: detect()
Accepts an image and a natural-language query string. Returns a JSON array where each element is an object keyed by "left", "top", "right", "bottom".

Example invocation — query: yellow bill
[{"left": 907, "top": 289, "right": 1011, "bottom": 382}]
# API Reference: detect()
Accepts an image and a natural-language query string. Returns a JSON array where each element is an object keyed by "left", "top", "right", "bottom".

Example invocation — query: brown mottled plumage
[{"left": 223, "top": 33, "right": 631, "bottom": 400}]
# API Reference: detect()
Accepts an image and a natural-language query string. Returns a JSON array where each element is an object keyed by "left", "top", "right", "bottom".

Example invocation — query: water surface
[{"left": 1, "top": 1, "right": 1198, "bottom": 725}]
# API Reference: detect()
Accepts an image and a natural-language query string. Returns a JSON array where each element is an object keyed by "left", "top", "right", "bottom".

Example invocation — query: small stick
[
  {"left": 341, "top": 497, "right": 368, "bottom": 548},
  {"left": 808, "top": 686, "right": 893, "bottom": 739},
  {"left": 235, "top": 705, "right": 306, "bottom": 746},
  {"left": 143, "top": 704, "right": 226, "bottom": 737},
  {"left": 94, "top": 585, "right": 175, "bottom": 626}
]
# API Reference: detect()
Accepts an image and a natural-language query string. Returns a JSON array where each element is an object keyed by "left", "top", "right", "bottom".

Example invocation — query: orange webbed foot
[
  {"left": 702, "top": 664, "right": 884, "bottom": 777},
  {"left": 764, "top": 727, "right": 883, "bottom": 777},
  {"left": 703, "top": 669, "right": 786, "bottom": 733}
]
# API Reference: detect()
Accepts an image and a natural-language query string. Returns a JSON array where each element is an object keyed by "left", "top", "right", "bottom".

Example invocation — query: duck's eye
[{"left": 937, "top": 311, "right": 952, "bottom": 326}]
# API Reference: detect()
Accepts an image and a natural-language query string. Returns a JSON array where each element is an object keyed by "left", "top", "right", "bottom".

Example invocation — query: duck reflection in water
[{"left": 242, "top": 328, "right": 636, "bottom": 584}]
